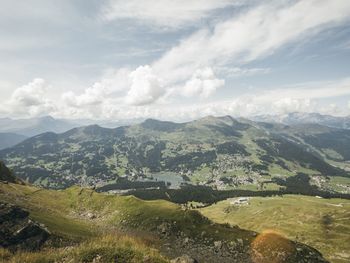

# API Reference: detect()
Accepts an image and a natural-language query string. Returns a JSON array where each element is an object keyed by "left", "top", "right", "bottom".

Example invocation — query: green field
[{"left": 199, "top": 195, "right": 350, "bottom": 263}]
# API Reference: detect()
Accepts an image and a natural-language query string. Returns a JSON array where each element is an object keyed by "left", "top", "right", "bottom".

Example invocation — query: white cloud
[
  {"left": 61, "top": 68, "right": 130, "bottom": 107},
  {"left": 153, "top": 0, "right": 350, "bottom": 85},
  {"left": 216, "top": 67, "right": 271, "bottom": 78},
  {"left": 102, "top": 0, "right": 238, "bottom": 29},
  {"left": 2, "top": 1, "right": 350, "bottom": 120},
  {"left": 254, "top": 78, "right": 350, "bottom": 102},
  {"left": 272, "top": 98, "right": 313, "bottom": 115},
  {"left": 126, "top": 65, "right": 165, "bottom": 105},
  {"left": 11, "top": 78, "right": 47, "bottom": 107},
  {"left": 3, "top": 76, "right": 350, "bottom": 120},
  {"left": 1, "top": 78, "right": 55, "bottom": 117},
  {"left": 59, "top": 77, "right": 350, "bottom": 121},
  {"left": 183, "top": 67, "right": 224, "bottom": 98},
  {"left": 62, "top": 66, "right": 165, "bottom": 109}
]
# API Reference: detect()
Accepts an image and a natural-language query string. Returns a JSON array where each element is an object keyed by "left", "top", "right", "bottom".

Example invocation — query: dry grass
[{"left": 1, "top": 234, "right": 168, "bottom": 263}]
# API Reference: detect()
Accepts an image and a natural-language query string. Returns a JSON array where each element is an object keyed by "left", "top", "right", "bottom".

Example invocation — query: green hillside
[
  {"left": 0, "top": 116, "right": 349, "bottom": 194},
  {"left": 0, "top": 181, "right": 328, "bottom": 263},
  {"left": 199, "top": 195, "right": 350, "bottom": 263}
]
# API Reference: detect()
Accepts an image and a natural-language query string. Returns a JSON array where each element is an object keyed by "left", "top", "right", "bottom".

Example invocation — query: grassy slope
[
  {"left": 0, "top": 235, "right": 167, "bottom": 263},
  {"left": 0, "top": 182, "right": 256, "bottom": 262},
  {"left": 199, "top": 195, "right": 350, "bottom": 263},
  {"left": 0, "top": 183, "right": 169, "bottom": 262}
]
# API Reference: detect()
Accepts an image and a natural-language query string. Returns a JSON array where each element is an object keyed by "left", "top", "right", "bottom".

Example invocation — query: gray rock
[
  {"left": 0, "top": 202, "right": 50, "bottom": 251},
  {"left": 157, "top": 222, "right": 172, "bottom": 236},
  {"left": 171, "top": 255, "right": 198, "bottom": 263},
  {"left": 214, "top": 240, "right": 222, "bottom": 250}
]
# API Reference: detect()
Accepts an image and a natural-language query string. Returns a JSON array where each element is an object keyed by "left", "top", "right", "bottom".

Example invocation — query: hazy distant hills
[
  {"left": 0, "top": 133, "right": 27, "bottom": 150},
  {"left": 0, "top": 116, "right": 144, "bottom": 137},
  {"left": 1, "top": 115, "right": 349, "bottom": 192},
  {"left": 0, "top": 116, "right": 78, "bottom": 137},
  {"left": 252, "top": 112, "right": 350, "bottom": 129}
]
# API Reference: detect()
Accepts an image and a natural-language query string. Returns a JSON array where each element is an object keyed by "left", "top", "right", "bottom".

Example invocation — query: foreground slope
[
  {"left": 0, "top": 181, "right": 328, "bottom": 263},
  {"left": 199, "top": 195, "right": 350, "bottom": 263}
]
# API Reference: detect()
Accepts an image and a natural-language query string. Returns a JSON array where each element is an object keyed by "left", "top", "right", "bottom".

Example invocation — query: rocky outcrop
[
  {"left": 0, "top": 202, "right": 50, "bottom": 251},
  {"left": 156, "top": 219, "right": 329, "bottom": 263},
  {"left": 0, "top": 161, "right": 23, "bottom": 184}
]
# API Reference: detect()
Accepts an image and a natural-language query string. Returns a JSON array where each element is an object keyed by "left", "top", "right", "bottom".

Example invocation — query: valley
[{"left": 1, "top": 116, "right": 349, "bottom": 196}]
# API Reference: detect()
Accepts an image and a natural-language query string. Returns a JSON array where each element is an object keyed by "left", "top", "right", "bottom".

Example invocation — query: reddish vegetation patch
[{"left": 251, "top": 230, "right": 295, "bottom": 263}]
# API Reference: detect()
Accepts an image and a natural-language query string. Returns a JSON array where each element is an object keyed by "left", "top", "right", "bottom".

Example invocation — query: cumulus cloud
[
  {"left": 2, "top": 78, "right": 55, "bottom": 117},
  {"left": 183, "top": 67, "right": 224, "bottom": 98},
  {"left": 102, "top": 0, "right": 238, "bottom": 29},
  {"left": 126, "top": 65, "right": 165, "bottom": 105},
  {"left": 58, "top": 77, "right": 350, "bottom": 121},
  {"left": 272, "top": 98, "right": 313, "bottom": 114},
  {"left": 61, "top": 68, "right": 130, "bottom": 108},
  {"left": 60, "top": 65, "right": 165, "bottom": 118}
]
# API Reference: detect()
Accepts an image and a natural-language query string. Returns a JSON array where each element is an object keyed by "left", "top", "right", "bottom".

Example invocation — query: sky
[{"left": 1, "top": 0, "right": 350, "bottom": 121}]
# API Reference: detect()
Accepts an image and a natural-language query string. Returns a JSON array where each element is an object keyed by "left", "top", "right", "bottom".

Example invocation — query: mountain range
[
  {"left": 1, "top": 115, "right": 349, "bottom": 194},
  {"left": 0, "top": 132, "right": 27, "bottom": 150},
  {"left": 252, "top": 112, "right": 350, "bottom": 129},
  {"left": 0, "top": 116, "right": 143, "bottom": 149},
  {"left": 0, "top": 116, "right": 77, "bottom": 137}
]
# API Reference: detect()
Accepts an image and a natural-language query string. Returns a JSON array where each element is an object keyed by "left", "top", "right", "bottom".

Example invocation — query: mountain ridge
[
  {"left": 252, "top": 112, "right": 350, "bottom": 129},
  {"left": 1, "top": 116, "right": 349, "bottom": 192}
]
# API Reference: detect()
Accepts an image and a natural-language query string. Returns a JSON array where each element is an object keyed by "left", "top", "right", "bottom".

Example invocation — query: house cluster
[{"left": 229, "top": 197, "right": 250, "bottom": 206}]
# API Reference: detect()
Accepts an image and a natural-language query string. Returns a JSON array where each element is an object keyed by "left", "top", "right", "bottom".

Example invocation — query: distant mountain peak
[{"left": 252, "top": 112, "right": 350, "bottom": 130}]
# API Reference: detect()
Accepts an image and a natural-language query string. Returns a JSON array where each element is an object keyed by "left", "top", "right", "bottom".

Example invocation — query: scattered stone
[
  {"left": 237, "top": 238, "right": 243, "bottom": 246},
  {"left": 171, "top": 254, "right": 198, "bottom": 263},
  {"left": 86, "top": 212, "right": 96, "bottom": 219},
  {"left": 183, "top": 237, "right": 190, "bottom": 246},
  {"left": 214, "top": 240, "right": 222, "bottom": 250},
  {"left": 157, "top": 222, "right": 172, "bottom": 236}
]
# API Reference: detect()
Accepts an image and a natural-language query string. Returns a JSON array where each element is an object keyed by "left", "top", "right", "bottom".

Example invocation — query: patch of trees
[
  {"left": 255, "top": 137, "right": 348, "bottom": 177},
  {"left": 303, "top": 131, "right": 350, "bottom": 161},
  {"left": 216, "top": 141, "right": 249, "bottom": 156},
  {"left": 125, "top": 179, "right": 350, "bottom": 204},
  {"left": 19, "top": 167, "right": 51, "bottom": 183},
  {"left": 127, "top": 185, "right": 283, "bottom": 204},
  {"left": 273, "top": 173, "right": 318, "bottom": 193},
  {"left": 205, "top": 124, "right": 241, "bottom": 137},
  {"left": 163, "top": 151, "right": 217, "bottom": 171},
  {"left": 140, "top": 119, "right": 183, "bottom": 132},
  {"left": 273, "top": 173, "right": 350, "bottom": 198}
]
